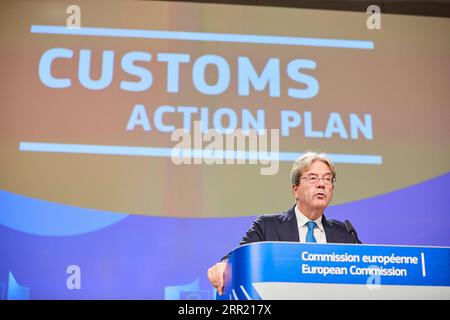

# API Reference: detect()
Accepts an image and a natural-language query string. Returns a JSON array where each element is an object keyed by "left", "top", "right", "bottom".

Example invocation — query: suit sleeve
[
  {"left": 220, "top": 215, "right": 266, "bottom": 262},
  {"left": 239, "top": 215, "right": 266, "bottom": 245}
]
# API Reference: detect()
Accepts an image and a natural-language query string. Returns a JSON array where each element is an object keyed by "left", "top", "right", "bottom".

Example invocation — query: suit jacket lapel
[{"left": 277, "top": 206, "right": 300, "bottom": 242}]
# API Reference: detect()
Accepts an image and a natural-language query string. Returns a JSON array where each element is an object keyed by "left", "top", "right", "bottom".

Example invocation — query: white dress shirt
[{"left": 295, "top": 205, "right": 327, "bottom": 244}]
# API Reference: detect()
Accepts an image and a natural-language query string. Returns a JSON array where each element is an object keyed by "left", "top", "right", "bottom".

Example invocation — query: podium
[{"left": 216, "top": 242, "right": 450, "bottom": 300}]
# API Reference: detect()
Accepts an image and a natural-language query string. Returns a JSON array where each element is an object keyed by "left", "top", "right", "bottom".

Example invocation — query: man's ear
[{"left": 292, "top": 184, "right": 298, "bottom": 198}]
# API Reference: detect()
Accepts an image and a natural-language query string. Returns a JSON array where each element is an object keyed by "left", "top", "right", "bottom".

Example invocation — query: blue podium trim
[{"left": 218, "top": 242, "right": 450, "bottom": 300}]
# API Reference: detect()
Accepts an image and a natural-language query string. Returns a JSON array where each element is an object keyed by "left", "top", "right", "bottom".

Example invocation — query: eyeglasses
[{"left": 299, "top": 175, "right": 335, "bottom": 185}]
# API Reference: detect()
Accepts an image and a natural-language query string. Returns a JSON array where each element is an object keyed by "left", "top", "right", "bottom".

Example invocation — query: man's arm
[
  {"left": 207, "top": 216, "right": 267, "bottom": 295},
  {"left": 220, "top": 215, "right": 266, "bottom": 261},
  {"left": 239, "top": 215, "right": 266, "bottom": 244}
]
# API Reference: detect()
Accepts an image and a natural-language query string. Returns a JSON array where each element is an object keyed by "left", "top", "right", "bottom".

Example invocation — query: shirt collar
[{"left": 295, "top": 205, "right": 324, "bottom": 232}]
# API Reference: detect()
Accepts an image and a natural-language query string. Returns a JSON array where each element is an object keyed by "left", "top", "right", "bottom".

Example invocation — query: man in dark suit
[
  {"left": 207, "top": 151, "right": 361, "bottom": 295},
  {"left": 234, "top": 206, "right": 358, "bottom": 245}
]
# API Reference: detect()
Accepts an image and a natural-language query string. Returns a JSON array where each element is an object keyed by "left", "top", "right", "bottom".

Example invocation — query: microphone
[{"left": 344, "top": 219, "right": 362, "bottom": 244}]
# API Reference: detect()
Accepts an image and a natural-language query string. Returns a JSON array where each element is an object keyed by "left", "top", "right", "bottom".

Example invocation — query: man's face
[{"left": 292, "top": 160, "right": 334, "bottom": 216}]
